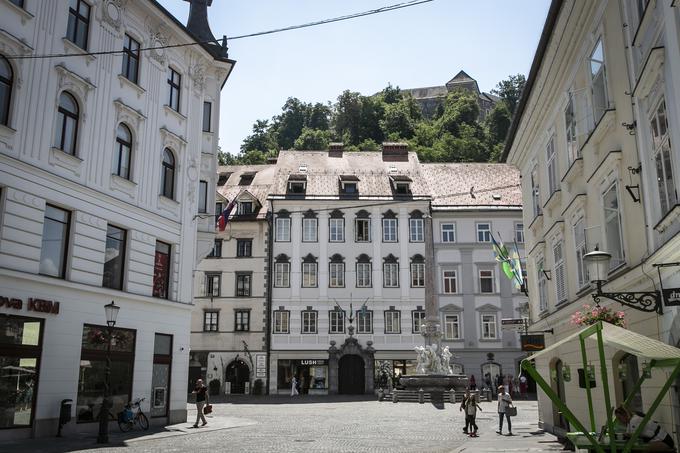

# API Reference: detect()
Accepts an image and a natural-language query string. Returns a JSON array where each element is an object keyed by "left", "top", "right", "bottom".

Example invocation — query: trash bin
[{"left": 57, "top": 399, "right": 72, "bottom": 437}]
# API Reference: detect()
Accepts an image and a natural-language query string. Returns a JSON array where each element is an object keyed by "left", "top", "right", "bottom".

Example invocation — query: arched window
[
  {"left": 114, "top": 124, "right": 132, "bottom": 179},
  {"left": 161, "top": 148, "right": 175, "bottom": 199},
  {"left": 55, "top": 92, "right": 79, "bottom": 155},
  {"left": 0, "top": 56, "right": 12, "bottom": 126}
]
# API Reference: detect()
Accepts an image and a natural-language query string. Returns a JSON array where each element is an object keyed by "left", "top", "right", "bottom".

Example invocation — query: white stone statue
[
  {"left": 440, "top": 346, "right": 453, "bottom": 375},
  {"left": 414, "top": 346, "right": 427, "bottom": 374}
]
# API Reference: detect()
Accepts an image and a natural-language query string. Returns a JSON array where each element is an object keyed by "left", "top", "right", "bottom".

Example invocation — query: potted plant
[{"left": 570, "top": 304, "right": 626, "bottom": 328}]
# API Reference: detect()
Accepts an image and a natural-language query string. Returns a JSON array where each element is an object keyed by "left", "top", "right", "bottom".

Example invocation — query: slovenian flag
[{"left": 217, "top": 199, "right": 236, "bottom": 231}]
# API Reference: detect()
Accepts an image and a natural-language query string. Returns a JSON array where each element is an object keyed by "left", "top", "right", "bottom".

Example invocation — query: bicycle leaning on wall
[{"left": 117, "top": 397, "right": 149, "bottom": 432}]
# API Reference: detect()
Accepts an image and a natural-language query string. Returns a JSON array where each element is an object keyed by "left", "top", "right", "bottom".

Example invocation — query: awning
[{"left": 526, "top": 322, "right": 680, "bottom": 363}]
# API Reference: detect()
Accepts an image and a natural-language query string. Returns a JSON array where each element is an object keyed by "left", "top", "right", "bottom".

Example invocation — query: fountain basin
[{"left": 399, "top": 374, "right": 468, "bottom": 392}]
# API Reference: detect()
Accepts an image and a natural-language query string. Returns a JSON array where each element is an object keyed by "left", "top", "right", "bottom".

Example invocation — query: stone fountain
[{"left": 395, "top": 214, "right": 468, "bottom": 404}]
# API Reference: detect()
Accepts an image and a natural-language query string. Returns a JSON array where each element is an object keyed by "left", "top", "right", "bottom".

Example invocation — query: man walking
[{"left": 192, "top": 378, "right": 208, "bottom": 428}]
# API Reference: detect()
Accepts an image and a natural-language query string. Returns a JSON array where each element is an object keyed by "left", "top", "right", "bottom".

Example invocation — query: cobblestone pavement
[{"left": 3, "top": 397, "right": 564, "bottom": 453}]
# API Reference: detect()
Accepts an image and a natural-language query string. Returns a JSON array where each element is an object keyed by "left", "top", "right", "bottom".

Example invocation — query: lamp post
[
  {"left": 583, "top": 249, "right": 662, "bottom": 314},
  {"left": 97, "top": 301, "right": 120, "bottom": 444}
]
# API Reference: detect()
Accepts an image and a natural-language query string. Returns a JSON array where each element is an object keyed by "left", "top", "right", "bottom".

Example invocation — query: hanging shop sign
[
  {"left": 0, "top": 296, "right": 60, "bottom": 314},
  {"left": 663, "top": 288, "right": 680, "bottom": 306},
  {"left": 521, "top": 334, "right": 545, "bottom": 352},
  {"left": 502, "top": 318, "right": 526, "bottom": 331}
]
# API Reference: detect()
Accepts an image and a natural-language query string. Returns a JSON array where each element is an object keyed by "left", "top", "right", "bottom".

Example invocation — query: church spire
[{"left": 183, "top": 0, "right": 216, "bottom": 42}]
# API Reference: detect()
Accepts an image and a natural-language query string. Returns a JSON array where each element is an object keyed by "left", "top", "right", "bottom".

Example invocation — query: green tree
[
  {"left": 485, "top": 101, "right": 512, "bottom": 144},
  {"left": 436, "top": 90, "right": 480, "bottom": 136},
  {"left": 272, "top": 98, "right": 308, "bottom": 150},
  {"left": 380, "top": 83, "right": 403, "bottom": 104},
  {"left": 307, "top": 102, "right": 331, "bottom": 131},
  {"left": 381, "top": 95, "right": 422, "bottom": 139},
  {"left": 241, "top": 119, "right": 277, "bottom": 153},
  {"left": 293, "top": 128, "right": 332, "bottom": 150},
  {"left": 491, "top": 74, "right": 526, "bottom": 114}
]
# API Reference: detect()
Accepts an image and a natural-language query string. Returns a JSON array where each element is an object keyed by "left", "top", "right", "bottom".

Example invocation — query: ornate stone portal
[{"left": 328, "top": 330, "right": 375, "bottom": 395}]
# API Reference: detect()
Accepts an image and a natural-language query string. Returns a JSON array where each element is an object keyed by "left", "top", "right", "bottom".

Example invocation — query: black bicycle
[{"left": 118, "top": 397, "right": 149, "bottom": 432}]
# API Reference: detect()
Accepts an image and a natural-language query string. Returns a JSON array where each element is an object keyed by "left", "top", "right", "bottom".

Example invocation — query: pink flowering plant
[{"left": 570, "top": 304, "right": 626, "bottom": 328}]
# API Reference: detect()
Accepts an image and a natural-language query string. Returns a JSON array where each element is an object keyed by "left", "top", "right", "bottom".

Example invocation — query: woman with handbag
[
  {"left": 192, "top": 378, "right": 209, "bottom": 428},
  {"left": 496, "top": 385, "right": 514, "bottom": 436}
]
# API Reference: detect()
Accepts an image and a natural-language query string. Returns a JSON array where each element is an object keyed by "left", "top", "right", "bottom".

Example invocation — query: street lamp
[
  {"left": 97, "top": 301, "right": 119, "bottom": 444},
  {"left": 583, "top": 249, "right": 662, "bottom": 314}
]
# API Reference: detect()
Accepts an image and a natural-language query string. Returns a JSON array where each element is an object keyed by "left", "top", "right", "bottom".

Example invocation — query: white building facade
[
  {"left": 503, "top": 0, "right": 680, "bottom": 443},
  {"left": 0, "top": 0, "right": 233, "bottom": 439},
  {"left": 421, "top": 164, "right": 527, "bottom": 390},
  {"left": 268, "top": 147, "right": 430, "bottom": 395},
  {"left": 190, "top": 165, "right": 274, "bottom": 396}
]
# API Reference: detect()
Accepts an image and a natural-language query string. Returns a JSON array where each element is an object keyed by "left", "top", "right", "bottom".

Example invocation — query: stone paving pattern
[{"left": 2, "top": 396, "right": 564, "bottom": 452}]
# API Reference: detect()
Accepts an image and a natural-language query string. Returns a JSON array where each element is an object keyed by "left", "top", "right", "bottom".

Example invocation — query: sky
[{"left": 158, "top": 0, "right": 551, "bottom": 155}]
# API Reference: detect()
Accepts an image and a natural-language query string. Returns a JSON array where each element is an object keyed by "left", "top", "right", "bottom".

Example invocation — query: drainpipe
[{"left": 264, "top": 202, "right": 274, "bottom": 394}]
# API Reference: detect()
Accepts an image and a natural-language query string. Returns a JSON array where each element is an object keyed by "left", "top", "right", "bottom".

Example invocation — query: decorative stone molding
[
  {"left": 61, "top": 38, "right": 96, "bottom": 65},
  {"left": 113, "top": 99, "right": 145, "bottom": 129},
  {"left": 439, "top": 303, "right": 463, "bottom": 312},
  {"left": 633, "top": 47, "right": 664, "bottom": 99},
  {"left": 158, "top": 194, "right": 180, "bottom": 217},
  {"left": 0, "top": 123, "right": 17, "bottom": 151},
  {"left": 0, "top": 29, "right": 32, "bottom": 90},
  {"left": 163, "top": 104, "right": 187, "bottom": 122},
  {"left": 186, "top": 157, "right": 198, "bottom": 203},
  {"left": 6, "top": 187, "right": 43, "bottom": 210},
  {"left": 117, "top": 74, "right": 146, "bottom": 99},
  {"left": 145, "top": 18, "right": 170, "bottom": 65},
  {"left": 189, "top": 63, "right": 207, "bottom": 95},
  {"left": 75, "top": 211, "right": 107, "bottom": 230},
  {"left": 475, "top": 303, "right": 501, "bottom": 312},
  {"left": 132, "top": 230, "right": 156, "bottom": 245},
  {"left": 1, "top": 0, "right": 34, "bottom": 24},
  {"left": 159, "top": 127, "right": 187, "bottom": 152},
  {"left": 110, "top": 174, "right": 138, "bottom": 199},
  {"left": 49, "top": 147, "right": 84, "bottom": 177},
  {"left": 101, "top": 0, "right": 128, "bottom": 31}
]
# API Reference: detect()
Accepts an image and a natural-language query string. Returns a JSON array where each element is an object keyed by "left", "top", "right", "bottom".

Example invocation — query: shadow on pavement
[{"left": 208, "top": 394, "right": 379, "bottom": 404}]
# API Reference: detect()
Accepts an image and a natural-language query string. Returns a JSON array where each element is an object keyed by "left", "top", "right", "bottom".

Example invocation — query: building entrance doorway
[
  {"left": 225, "top": 359, "right": 250, "bottom": 394},
  {"left": 339, "top": 355, "right": 365, "bottom": 394}
]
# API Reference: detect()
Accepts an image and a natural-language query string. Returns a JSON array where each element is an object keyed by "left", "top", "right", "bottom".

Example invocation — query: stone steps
[{"left": 377, "top": 389, "right": 490, "bottom": 404}]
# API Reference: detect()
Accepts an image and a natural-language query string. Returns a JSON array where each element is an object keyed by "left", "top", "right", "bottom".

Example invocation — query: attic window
[
  {"left": 237, "top": 201, "right": 253, "bottom": 215},
  {"left": 390, "top": 175, "right": 412, "bottom": 195},
  {"left": 339, "top": 175, "right": 360, "bottom": 195},
  {"left": 239, "top": 172, "right": 256, "bottom": 186},
  {"left": 492, "top": 194, "right": 502, "bottom": 200},
  {"left": 299, "top": 164, "right": 308, "bottom": 173},
  {"left": 217, "top": 173, "right": 231, "bottom": 185},
  {"left": 388, "top": 165, "right": 398, "bottom": 175},
  {"left": 287, "top": 174, "right": 307, "bottom": 194}
]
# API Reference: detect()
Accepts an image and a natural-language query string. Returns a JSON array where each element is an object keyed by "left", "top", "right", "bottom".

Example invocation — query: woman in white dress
[{"left": 291, "top": 376, "right": 299, "bottom": 396}]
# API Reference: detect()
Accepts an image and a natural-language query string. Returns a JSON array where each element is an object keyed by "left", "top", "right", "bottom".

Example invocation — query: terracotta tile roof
[
  {"left": 420, "top": 163, "right": 522, "bottom": 209},
  {"left": 270, "top": 150, "right": 430, "bottom": 198},
  {"left": 216, "top": 164, "right": 276, "bottom": 218}
]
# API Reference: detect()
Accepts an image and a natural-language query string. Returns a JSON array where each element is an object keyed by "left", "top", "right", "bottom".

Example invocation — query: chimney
[
  {"left": 328, "top": 142, "right": 344, "bottom": 157},
  {"left": 381, "top": 142, "right": 409, "bottom": 161},
  {"left": 183, "top": 0, "right": 216, "bottom": 42}
]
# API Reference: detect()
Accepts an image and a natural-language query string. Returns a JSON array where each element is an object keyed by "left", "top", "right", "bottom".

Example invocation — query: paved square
[{"left": 4, "top": 397, "right": 563, "bottom": 452}]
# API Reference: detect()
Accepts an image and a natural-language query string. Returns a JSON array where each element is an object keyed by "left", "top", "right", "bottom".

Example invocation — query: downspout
[{"left": 265, "top": 202, "right": 274, "bottom": 394}]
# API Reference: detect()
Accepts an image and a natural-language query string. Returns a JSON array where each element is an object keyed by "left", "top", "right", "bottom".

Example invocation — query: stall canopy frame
[{"left": 520, "top": 321, "right": 680, "bottom": 453}]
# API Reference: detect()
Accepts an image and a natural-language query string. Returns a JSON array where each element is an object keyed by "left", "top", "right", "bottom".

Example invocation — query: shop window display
[
  {"left": 76, "top": 325, "right": 136, "bottom": 422},
  {"left": 277, "top": 359, "right": 328, "bottom": 393},
  {"left": 0, "top": 316, "right": 43, "bottom": 428}
]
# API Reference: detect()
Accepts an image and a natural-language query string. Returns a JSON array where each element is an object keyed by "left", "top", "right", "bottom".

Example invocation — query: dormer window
[
  {"left": 299, "top": 163, "right": 308, "bottom": 173},
  {"left": 390, "top": 175, "right": 412, "bottom": 195},
  {"left": 287, "top": 174, "right": 307, "bottom": 194},
  {"left": 217, "top": 173, "right": 231, "bottom": 185},
  {"left": 339, "top": 175, "right": 360, "bottom": 195},
  {"left": 237, "top": 201, "right": 253, "bottom": 215},
  {"left": 239, "top": 172, "right": 256, "bottom": 186}
]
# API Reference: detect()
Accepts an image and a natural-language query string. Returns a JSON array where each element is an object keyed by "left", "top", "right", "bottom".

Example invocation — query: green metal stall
[{"left": 521, "top": 321, "right": 680, "bottom": 453}]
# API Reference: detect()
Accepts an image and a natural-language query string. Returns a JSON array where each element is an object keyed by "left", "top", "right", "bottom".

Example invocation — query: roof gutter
[{"left": 500, "top": 0, "right": 565, "bottom": 163}]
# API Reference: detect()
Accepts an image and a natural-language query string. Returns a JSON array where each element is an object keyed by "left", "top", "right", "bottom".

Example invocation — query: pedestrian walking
[
  {"left": 291, "top": 376, "right": 299, "bottom": 396},
  {"left": 506, "top": 375, "right": 513, "bottom": 397},
  {"left": 519, "top": 374, "right": 528, "bottom": 399},
  {"left": 496, "top": 385, "right": 513, "bottom": 436},
  {"left": 460, "top": 389, "right": 471, "bottom": 434},
  {"left": 462, "top": 392, "right": 482, "bottom": 437},
  {"left": 192, "top": 378, "right": 208, "bottom": 428},
  {"left": 469, "top": 374, "right": 476, "bottom": 391}
]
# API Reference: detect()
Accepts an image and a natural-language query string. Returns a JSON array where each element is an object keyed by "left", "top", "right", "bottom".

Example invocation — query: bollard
[
  {"left": 57, "top": 399, "right": 72, "bottom": 437},
  {"left": 418, "top": 388, "right": 424, "bottom": 404}
]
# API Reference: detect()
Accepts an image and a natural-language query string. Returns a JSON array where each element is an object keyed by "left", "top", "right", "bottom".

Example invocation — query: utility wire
[{"left": 3, "top": 0, "right": 435, "bottom": 60}]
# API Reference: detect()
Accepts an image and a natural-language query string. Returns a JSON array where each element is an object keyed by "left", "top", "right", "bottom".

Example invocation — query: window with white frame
[
  {"left": 574, "top": 217, "right": 588, "bottom": 289},
  {"left": 443, "top": 270, "right": 458, "bottom": 294},
  {"left": 649, "top": 97, "right": 678, "bottom": 216},
  {"left": 515, "top": 223, "right": 524, "bottom": 243},
  {"left": 275, "top": 216, "right": 290, "bottom": 242},
  {"left": 476, "top": 223, "right": 491, "bottom": 242},
  {"left": 384, "top": 310, "right": 401, "bottom": 333},
  {"left": 206, "top": 273, "right": 220, "bottom": 297},
  {"left": 329, "top": 310, "right": 345, "bottom": 334},
  {"left": 301, "top": 310, "right": 317, "bottom": 334},
  {"left": 302, "top": 216, "right": 318, "bottom": 242},
  {"left": 409, "top": 217, "right": 424, "bottom": 242},
  {"left": 329, "top": 218, "right": 345, "bottom": 242},
  {"left": 356, "top": 255, "right": 372, "bottom": 288},
  {"left": 444, "top": 314, "right": 460, "bottom": 339},
  {"left": 441, "top": 223, "right": 456, "bottom": 242},
  {"left": 302, "top": 255, "right": 317, "bottom": 288},
  {"left": 589, "top": 38, "right": 609, "bottom": 122},
  {"left": 274, "top": 256, "right": 290, "bottom": 288},
  {"left": 547, "top": 136, "right": 558, "bottom": 195},
  {"left": 537, "top": 258, "right": 548, "bottom": 312},
  {"left": 329, "top": 255, "right": 345, "bottom": 288},
  {"left": 603, "top": 182, "right": 625, "bottom": 268},
  {"left": 479, "top": 269, "right": 494, "bottom": 293},
  {"left": 410, "top": 255, "right": 425, "bottom": 287},
  {"left": 553, "top": 240, "right": 567, "bottom": 303},
  {"left": 531, "top": 166, "right": 542, "bottom": 218},
  {"left": 382, "top": 213, "right": 398, "bottom": 242},
  {"left": 565, "top": 92, "right": 579, "bottom": 165},
  {"left": 357, "top": 310, "right": 372, "bottom": 333},
  {"left": 383, "top": 256, "right": 399, "bottom": 287},
  {"left": 412, "top": 311, "right": 425, "bottom": 333},
  {"left": 355, "top": 217, "right": 371, "bottom": 242},
  {"left": 203, "top": 311, "right": 218, "bottom": 332},
  {"left": 481, "top": 314, "right": 497, "bottom": 339},
  {"left": 273, "top": 310, "right": 289, "bottom": 333}
]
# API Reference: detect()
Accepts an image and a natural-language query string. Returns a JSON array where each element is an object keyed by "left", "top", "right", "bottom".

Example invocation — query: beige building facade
[{"left": 503, "top": 0, "right": 680, "bottom": 442}]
